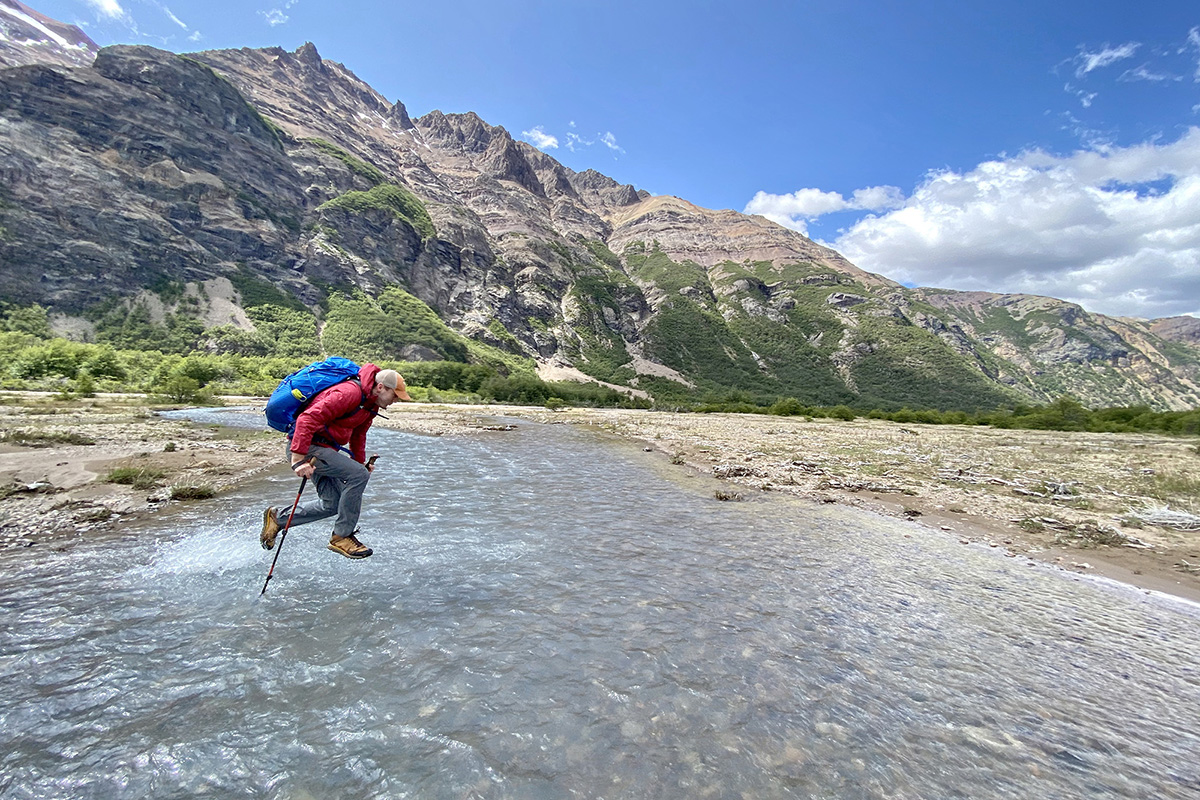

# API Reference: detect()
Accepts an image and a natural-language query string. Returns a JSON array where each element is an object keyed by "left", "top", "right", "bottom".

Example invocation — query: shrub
[
  {"left": 170, "top": 483, "right": 216, "bottom": 500},
  {"left": 159, "top": 375, "right": 203, "bottom": 403},
  {"left": 770, "top": 397, "right": 808, "bottom": 416},
  {"left": 827, "top": 405, "right": 857, "bottom": 421},
  {"left": 74, "top": 370, "right": 96, "bottom": 398}
]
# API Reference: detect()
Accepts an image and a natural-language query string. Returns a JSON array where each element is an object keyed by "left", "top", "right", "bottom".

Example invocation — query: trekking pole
[{"left": 259, "top": 457, "right": 316, "bottom": 597}]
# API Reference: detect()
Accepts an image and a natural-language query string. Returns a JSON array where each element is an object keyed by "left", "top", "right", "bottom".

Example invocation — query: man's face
[{"left": 373, "top": 384, "right": 401, "bottom": 408}]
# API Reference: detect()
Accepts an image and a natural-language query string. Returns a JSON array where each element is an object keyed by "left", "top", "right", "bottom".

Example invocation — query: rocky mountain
[
  {"left": 1, "top": 22, "right": 1198, "bottom": 411},
  {"left": 0, "top": 0, "right": 96, "bottom": 69}
]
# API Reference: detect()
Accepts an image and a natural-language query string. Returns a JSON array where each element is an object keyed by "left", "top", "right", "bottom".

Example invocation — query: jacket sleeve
[{"left": 290, "top": 382, "right": 361, "bottom": 455}]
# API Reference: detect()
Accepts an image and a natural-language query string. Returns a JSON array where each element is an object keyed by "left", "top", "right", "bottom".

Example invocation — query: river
[{"left": 1, "top": 409, "right": 1198, "bottom": 798}]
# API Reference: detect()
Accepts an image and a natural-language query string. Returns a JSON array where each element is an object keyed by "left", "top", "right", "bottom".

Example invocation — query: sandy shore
[{"left": 2, "top": 394, "right": 1198, "bottom": 603}]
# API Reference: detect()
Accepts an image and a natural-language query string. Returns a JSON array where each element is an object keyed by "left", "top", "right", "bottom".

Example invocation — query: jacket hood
[{"left": 358, "top": 362, "right": 382, "bottom": 396}]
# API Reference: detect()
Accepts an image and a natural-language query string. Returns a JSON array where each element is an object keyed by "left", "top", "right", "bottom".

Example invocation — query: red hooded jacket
[{"left": 290, "top": 362, "right": 383, "bottom": 464}]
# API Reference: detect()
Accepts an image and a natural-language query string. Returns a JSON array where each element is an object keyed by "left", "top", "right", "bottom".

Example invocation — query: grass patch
[
  {"left": 170, "top": 483, "right": 217, "bottom": 500},
  {"left": 0, "top": 429, "right": 96, "bottom": 447},
  {"left": 1150, "top": 471, "right": 1200, "bottom": 503},
  {"left": 105, "top": 466, "right": 166, "bottom": 490},
  {"left": 1053, "top": 522, "right": 1130, "bottom": 548}
]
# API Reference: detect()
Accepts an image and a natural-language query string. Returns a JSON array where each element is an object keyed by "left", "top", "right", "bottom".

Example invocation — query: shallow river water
[{"left": 1, "top": 410, "right": 1198, "bottom": 799}]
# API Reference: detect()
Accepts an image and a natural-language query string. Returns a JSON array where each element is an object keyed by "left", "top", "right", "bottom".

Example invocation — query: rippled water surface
[{"left": 2, "top": 410, "right": 1199, "bottom": 799}]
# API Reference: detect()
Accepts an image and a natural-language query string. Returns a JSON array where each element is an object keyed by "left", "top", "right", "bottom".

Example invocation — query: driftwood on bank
[{"left": 1133, "top": 506, "right": 1200, "bottom": 531}]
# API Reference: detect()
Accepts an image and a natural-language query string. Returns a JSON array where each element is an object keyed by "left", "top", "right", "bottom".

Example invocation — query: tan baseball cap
[{"left": 375, "top": 369, "right": 412, "bottom": 401}]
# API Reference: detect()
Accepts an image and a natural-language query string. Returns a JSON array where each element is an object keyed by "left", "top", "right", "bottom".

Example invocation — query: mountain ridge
[
  {"left": 0, "top": 26, "right": 1197, "bottom": 410},
  {"left": 0, "top": 0, "right": 96, "bottom": 69}
]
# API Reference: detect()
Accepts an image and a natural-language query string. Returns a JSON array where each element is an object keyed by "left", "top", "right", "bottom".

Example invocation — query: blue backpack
[{"left": 265, "top": 357, "right": 363, "bottom": 435}]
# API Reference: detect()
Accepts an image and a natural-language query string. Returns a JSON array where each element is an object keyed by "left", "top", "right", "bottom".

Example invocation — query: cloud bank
[
  {"left": 521, "top": 126, "right": 558, "bottom": 150},
  {"left": 743, "top": 185, "right": 904, "bottom": 235},
  {"left": 810, "top": 129, "right": 1200, "bottom": 320}
]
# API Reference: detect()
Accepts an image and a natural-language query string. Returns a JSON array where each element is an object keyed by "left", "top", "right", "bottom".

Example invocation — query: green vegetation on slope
[
  {"left": 566, "top": 274, "right": 633, "bottom": 383},
  {"left": 303, "top": 138, "right": 387, "bottom": 186},
  {"left": 846, "top": 314, "right": 1017, "bottom": 412},
  {"left": 318, "top": 183, "right": 436, "bottom": 240},
  {"left": 322, "top": 287, "right": 468, "bottom": 363}
]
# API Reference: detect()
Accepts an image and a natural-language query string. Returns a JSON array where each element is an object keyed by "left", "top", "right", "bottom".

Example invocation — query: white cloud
[
  {"left": 188, "top": 30, "right": 202, "bottom": 42},
  {"left": 1119, "top": 64, "right": 1179, "bottom": 83},
  {"left": 743, "top": 185, "right": 904, "bottom": 235},
  {"left": 824, "top": 128, "right": 1200, "bottom": 319},
  {"left": 521, "top": 126, "right": 558, "bottom": 150},
  {"left": 84, "top": 0, "right": 125, "bottom": 19},
  {"left": 565, "top": 131, "right": 593, "bottom": 152},
  {"left": 600, "top": 131, "right": 625, "bottom": 154},
  {"left": 260, "top": 9, "right": 288, "bottom": 25},
  {"left": 1187, "top": 26, "right": 1200, "bottom": 81},
  {"left": 1075, "top": 42, "right": 1140, "bottom": 77},
  {"left": 163, "top": 8, "right": 187, "bottom": 29}
]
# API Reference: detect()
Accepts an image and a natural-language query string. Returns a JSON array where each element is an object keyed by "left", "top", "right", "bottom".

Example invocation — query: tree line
[{"left": 1, "top": 313, "right": 1196, "bottom": 437}]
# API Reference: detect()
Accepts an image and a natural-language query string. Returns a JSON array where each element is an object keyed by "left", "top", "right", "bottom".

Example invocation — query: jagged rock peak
[
  {"left": 192, "top": 43, "right": 392, "bottom": 122},
  {"left": 386, "top": 98, "right": 413, "bottom": 129},
  {"left": 414, "top": 109, "right": 498, "bottom": 153},
  {"left": 294, "top": 42, "right": 324, "bottom": 70},
  {"left": 572, "top": 168, "right": 623, "bottom": 190},
  {"left": 569, "top": 168, "right": 645, "bottom": 209},
  {"left": 480, "top": 130, "right": 544, "bottom": 197}
]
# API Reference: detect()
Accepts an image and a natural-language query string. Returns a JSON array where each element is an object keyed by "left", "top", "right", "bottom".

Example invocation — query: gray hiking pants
[{"left": 280, "top": 443, "right": 369, "bottom": 538}]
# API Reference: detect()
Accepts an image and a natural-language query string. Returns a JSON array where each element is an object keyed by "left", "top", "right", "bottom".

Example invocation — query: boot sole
[
  {"left": 328, "top": 544, "right": 372, "bottom": 559},
  {"left": 260, "top": 508, "right": 278, "bottom": 550}
]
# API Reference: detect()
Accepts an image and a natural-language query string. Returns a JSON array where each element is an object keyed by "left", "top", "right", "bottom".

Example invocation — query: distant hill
[{"left": 1, "top": 16, "right": 1197, "bottom": 410}]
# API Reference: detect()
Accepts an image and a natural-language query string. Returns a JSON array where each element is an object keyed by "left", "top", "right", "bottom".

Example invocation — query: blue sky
[{"left": 24, "top": 0, "right": 1200, "bottom": 319}]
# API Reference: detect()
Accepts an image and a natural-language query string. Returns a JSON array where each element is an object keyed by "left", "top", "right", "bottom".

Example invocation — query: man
[{"left": 260, "top": 364, "right": 411, "bottom": 559}]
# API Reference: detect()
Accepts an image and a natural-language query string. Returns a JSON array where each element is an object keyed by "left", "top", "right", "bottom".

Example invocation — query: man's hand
[
  {"left": 291, "top": 455, "right": 316, "bottom": 480},
  {"left": 367, "top": 454, "right": 379, "bottom": 473}
]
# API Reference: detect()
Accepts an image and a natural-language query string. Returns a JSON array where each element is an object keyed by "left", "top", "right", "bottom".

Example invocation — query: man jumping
[{"left": 260, "top": 364, "right": 410, "bottom": 559}]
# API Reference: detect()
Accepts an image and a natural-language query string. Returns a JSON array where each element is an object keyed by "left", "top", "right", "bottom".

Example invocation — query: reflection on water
[{"left": 1, "top": 411, "right": 1198, "bottom": 799}]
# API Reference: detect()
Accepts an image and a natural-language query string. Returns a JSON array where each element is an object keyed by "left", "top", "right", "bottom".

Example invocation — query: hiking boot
[
  {"left": 260, "top": 506, "right": 280, "bottom": 550},
  {"left": 328, "top": 532, "right": 373, "bottom": 559}
]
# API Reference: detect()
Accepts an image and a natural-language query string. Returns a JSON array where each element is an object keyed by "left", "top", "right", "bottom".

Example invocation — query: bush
[
  {"left": 1, "top": 304, "right": 51, "bottom": 337},
  {"left": 770, "top": 397, "right": 808, "bottom": 416},
  {"left": 159, "top": 375, "right": 203, "bottom": 403},
  {"left": 170, "top": 483, "right": 216, "bottom": 500},
  {"left": 827, "top": 405, "right": 857, "bottom": 421},
  {"left": 74, "top": 370, "right": 96, "bottom": 398}
]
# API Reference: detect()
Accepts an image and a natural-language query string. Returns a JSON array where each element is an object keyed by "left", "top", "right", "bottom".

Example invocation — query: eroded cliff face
[{"left": 1, "top": 36, "right": 1198, "bottom": 410}]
